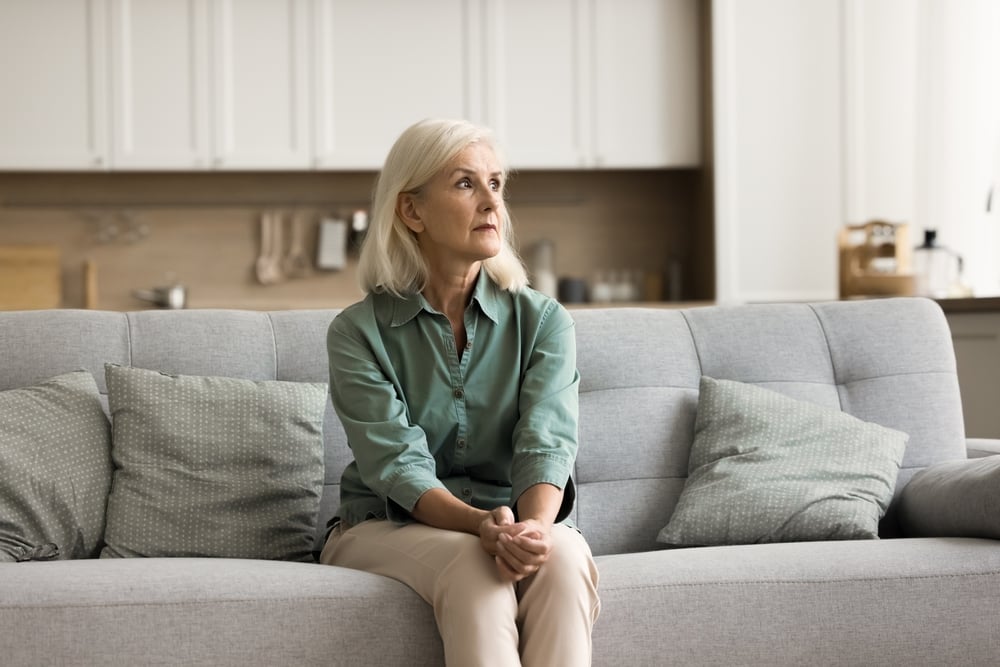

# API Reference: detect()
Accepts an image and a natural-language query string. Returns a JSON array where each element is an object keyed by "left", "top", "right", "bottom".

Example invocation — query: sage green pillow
[
  {"left": 101, "top": 364, "right": 327, "bottom": 561},
  {"left": 0, "top": 371, "right": 112, "bottom": 562},
  {"left": 658, "top": 376, "right": 908, "bottom": 547}
]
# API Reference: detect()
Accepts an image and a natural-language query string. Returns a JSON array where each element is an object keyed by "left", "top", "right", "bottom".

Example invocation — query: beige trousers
[{"left": 320, "top": 519, "right": 600, "bottom": 667}]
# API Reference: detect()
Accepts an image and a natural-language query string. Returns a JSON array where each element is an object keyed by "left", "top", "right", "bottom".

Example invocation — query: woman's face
[{"left": 399, "top": 142, "right": 504, "bottom": 275}]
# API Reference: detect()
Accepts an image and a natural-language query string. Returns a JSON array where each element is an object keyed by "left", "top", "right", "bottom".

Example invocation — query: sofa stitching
[
  {"left": 7, "top": 571, "right": 999, "bottom": 610},
  {"left": 677, "top": 309, "right": 703, "bottom": 379},
  {"left": 578, "top": 370, "right": 956, "bottom": 395},
  {"left": 807, "top": 303, "right": 843, "bottom": 412},
  {"left": 264, "top": 312, "right": 278, "bottom": 380},
  {"left": 0, "top": 595, "right": 399, "bottom": 611},
  {"left": 124, "top": 311, "right": 134, "bottom": 367},
  {"left": 601, "top": 570, "right": 1000, "bottom": 592}
]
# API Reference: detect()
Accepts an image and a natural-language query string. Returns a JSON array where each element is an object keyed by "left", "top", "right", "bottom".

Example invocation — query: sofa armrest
[
  {"left": 967, "top": 438, "right": 1000, "bottom": 459},
  {"left": 898, "top": 457, "right": 1000, "bottom": 539}
]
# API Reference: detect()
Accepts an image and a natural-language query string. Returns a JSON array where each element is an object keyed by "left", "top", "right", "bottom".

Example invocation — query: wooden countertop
[{"left": 935, "top": 296, "right": 1000, "bottom": 314}]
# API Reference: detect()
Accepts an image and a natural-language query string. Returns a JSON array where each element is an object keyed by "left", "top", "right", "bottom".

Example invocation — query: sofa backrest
[{"left": 0, "top": 298, "right": 965, "bottom": 557}]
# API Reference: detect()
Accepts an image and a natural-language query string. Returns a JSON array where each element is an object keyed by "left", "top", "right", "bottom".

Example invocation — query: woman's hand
[
  {"left": 480, "top": 506, "right": 554, "bottom": 582},
  {"left": 493, "top": 519, "right": 553, "bottom": 582}
]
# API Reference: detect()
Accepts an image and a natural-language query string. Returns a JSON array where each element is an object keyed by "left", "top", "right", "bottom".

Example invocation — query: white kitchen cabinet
[
  {"left": 481, "top": 0, "right": 700, "bottom": 169},
  {"left": 947, "top": 310, "right": 1000, "bottom": 438},
  {"left": 482, "top": 0, "right": 589, "bottom": 168},
  {"left": 591, "top": 0, "right": 700, "bottom": 168},
  {"left": 312, "top": 0, "right": 476, "bottom": 170},
  {"left": 1, "top": 0, "right": 702, "bottom": 171},
  {"left": 110, "top": 0, "right": 211, "bottom": 168},
  {"left": 712, "top": 0, "right": 845, "bottom": 303},
  {"left": 211, "top": 0, "right": 312, "bottom": 169},
  {"left": 0, "top": 1, "right": 110, "bottom": 170}
]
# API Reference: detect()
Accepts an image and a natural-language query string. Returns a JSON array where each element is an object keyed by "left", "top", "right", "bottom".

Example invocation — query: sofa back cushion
[
  {"left": 0, "top": 297, "right": 965, "bottom": 558},
  {"left": 571, "top": 298, "right": 964, "bottom": 555}
]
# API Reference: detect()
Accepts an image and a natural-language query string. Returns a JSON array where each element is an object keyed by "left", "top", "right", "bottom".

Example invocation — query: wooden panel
[{"left": 0, "top": 245, "right": 61, "bottom": 309}]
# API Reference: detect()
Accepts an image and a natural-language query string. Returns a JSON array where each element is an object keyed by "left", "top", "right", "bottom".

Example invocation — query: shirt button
[
  {"left": 453, "top": 388, "right": 464, "bottom": 399},
  {"left": 462, "top": 488, "right": 472, "bottom": 498},
  {"left": 465, "top": 341, "right": 473, "bottom": 349},
  {"left": 456, "top": 438, "right": 466, "bottom": 449}
]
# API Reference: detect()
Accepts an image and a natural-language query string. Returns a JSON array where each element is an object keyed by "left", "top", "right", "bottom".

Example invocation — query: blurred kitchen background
[
  {"left": 3, "top": 0, "right": 1000, "bottom": 434},
  {"left": 2, "top": 0, "right": 999, "bottom": 311}
]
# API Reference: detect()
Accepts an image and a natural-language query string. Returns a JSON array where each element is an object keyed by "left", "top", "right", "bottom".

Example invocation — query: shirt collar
[{"left": 388, "top": 269, "right": 501, "bottom": 327}]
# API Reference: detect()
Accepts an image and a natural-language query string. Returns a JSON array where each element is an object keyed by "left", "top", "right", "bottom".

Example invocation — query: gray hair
[{"left": 357, "top": 118, "right": 528, "bottom": 295}]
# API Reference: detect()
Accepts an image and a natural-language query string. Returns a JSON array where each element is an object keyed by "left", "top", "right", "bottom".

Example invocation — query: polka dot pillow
[
  {"left": 0, "top": 371, "right": 112, "bottom": 562},
  {"left": 658, "top": 376, "right": 908, "bottom": 547},
  {"left": 101, "top": 364, "right": 327, "bottom": 561}
]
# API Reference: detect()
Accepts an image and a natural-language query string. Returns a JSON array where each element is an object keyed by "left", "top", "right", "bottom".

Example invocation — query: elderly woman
[{"left": 319, "top": 118, "right": 600, "bottom": 666}]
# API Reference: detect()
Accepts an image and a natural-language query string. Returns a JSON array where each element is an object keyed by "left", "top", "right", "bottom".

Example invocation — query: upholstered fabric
[
  {"left": 0, "top": 371, "right": 112, "bottom": 561},
  {"left": 102, "top": 364, "right": 327, "bottom": 561},
  {"left": 0, "top": 298, "right": 993, "bottom": 667},
  {"left": 899, "top": 456, "right": 1000, "bottom": 539},
  {"left": 658, "top": 377, "right": 907, "bottom": 546}
]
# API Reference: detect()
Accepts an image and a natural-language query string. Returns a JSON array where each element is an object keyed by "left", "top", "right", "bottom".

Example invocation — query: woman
[{"left": 319, "top": 118, "right": 600, "bottom": 666}]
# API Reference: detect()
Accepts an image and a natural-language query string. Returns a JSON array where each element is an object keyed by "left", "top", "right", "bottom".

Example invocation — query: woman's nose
[{"left": 480, "top": 189, "right": 500, "bottom": 211}]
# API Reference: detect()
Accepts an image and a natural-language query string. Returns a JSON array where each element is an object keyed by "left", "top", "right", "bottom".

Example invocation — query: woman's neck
[{"left": 422, "top": 264, "right": 481, "bottom": 323}]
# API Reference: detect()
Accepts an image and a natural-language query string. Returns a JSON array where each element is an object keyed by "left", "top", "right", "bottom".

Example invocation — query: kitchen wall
[{"left": 0, "top": 169, "right": 707, "bottom": 311}]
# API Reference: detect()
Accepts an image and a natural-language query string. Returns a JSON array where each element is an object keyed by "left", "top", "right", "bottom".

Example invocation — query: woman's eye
[
  {"left": 457, "top": 178, "right": 472, "bottom": 188},
  {"left": 490, "top": 180, "right": 501, "bottom": 191}
]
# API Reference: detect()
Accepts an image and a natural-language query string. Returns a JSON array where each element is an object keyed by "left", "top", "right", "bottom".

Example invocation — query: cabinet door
[
  {"left": 712, "top": 0, "right": 843, "bottom": 302},
  {"left": 483, "top": 0, "right": 589, "bottom": 168},
  {"left": 211, "top": 0, "right": 311, "bottom": 169},
  {"left": 947, "top": 312, "right": 1000, "bottom": 438},
  {"left": 110, "top": 0, "right": 211, "bottom": 168},
  {"left": 592, "top": 0, "right": 701, "bottom": 168},
  {"left": 312, "top": 0, "right": 476, "bottom": 170},
  {"left": 0, "top": 0, "right": 109, "bottom": 170}
]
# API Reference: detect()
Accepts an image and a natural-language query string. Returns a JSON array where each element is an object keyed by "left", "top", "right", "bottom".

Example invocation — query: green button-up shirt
[{"left": 327, "top": 270, "right": 579, "bottom": 527}]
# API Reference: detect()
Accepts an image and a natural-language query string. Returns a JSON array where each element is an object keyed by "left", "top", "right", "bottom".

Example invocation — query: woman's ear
[{"left": 397, "top": 193, "right": 424, "bottom": 233}]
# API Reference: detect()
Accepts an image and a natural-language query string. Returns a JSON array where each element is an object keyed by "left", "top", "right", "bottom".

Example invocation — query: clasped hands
[{"left": 479, "top": 505, "right": 552, "bottom": 583}]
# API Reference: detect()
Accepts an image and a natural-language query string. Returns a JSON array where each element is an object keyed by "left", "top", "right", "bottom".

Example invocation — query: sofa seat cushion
[
  {"left": 593, "top": 537, "right": 1000, "bottom": 666},
  {"left": 659, "top": 377, "right": 908, "bottom": 547},
  {"left": 0, "top": 558, "right": 442, "bottom": 666},
  {"left": 0, "top": 371, "right": 112, "bottom": 561},
  {"left": 102, "top": 364, "right": 328, "bottom": 561}
]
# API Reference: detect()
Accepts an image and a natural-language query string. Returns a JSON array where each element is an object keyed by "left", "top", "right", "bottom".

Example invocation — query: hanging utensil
[
  {"left": 282, "top": 213, "right": 311, "bottom": 279},
  {"left": 255, "top": 212, "right": 283, "bottom": 285}
]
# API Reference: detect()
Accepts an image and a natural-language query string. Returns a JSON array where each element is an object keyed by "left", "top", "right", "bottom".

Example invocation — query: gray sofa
[{"left": 2, "top": 297, "right": 1000, "bottom": 666}]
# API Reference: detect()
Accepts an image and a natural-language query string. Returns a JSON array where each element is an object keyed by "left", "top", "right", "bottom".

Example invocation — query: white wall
[{"left": 714, "top": 0, "right": 1000, "bottom": 303}]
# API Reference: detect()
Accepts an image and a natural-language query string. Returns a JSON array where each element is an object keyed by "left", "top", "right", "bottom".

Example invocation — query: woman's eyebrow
[{"left": 450, "top": 167, "right": 503, "bottom": 178}]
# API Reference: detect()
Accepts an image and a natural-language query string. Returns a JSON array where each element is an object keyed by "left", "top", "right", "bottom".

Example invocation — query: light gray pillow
[
  {"left": 101, "top": 364, "right": 327, "bottom": 561},
  {"left": 658, "top": 376, "right": 908, "bottom": 547},
  {"left": 0, "top": 371, "right": 112, "bottom": 562},
  {"left": 898, "top": 456, "right": 1000, "bottom": 539}
]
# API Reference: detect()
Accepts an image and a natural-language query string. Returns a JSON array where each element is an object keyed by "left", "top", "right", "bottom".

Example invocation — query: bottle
[
  {"left": 528, "top": 240, "right": 557, "bottom": 298},
  {"left": 912, "top": 229, "right": 959, "bottom": 298}
]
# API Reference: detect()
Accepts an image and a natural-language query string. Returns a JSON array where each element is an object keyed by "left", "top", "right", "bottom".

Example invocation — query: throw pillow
[
  {"left": 0, "top": 371, "right": 112, "bottom": 562},
  {"left": 101, "top": 364, "right": 327, "bottom": 561},
  {"left": 658, "top": 376, "right": 908, "bottom": 547},
  {"left": 898, "top": 456, "right": 1000, "bottom": 539}
]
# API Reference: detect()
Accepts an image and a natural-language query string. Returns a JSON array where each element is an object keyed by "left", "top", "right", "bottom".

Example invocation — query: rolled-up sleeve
[
  {"left": 327, "top": 316, "right": 446, "bottom": 522},
  {"left": 510, "top": 302, "right": 580, "bottom": 522}
]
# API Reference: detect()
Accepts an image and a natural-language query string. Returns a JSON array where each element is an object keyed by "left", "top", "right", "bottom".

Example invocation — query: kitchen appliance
[
  {"left": 838, "top": 221, "right": 915, "bottom": 298},
  {"left": 133, "top": 282, "right": 187, "bottom": 309}
]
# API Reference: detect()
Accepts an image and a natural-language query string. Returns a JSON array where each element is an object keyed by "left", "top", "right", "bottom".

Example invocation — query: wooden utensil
[
  {"left": 255, "top": 212, "right": 283, "bottom": 285},
  {"left": 282, "top": 214, "right": 311, "bottom": 279}
]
